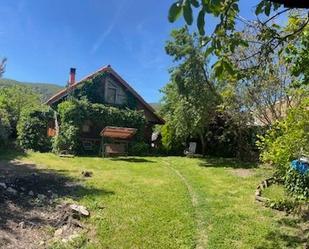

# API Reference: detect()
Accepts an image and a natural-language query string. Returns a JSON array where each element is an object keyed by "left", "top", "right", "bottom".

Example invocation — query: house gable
[{"left": 46, "top": 65, "right": 164, "bottom": 125}]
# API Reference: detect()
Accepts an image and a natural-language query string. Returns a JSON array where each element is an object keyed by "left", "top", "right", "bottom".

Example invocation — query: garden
[{"left": 0, "top": 0, "right": 308, "bottom": 248}]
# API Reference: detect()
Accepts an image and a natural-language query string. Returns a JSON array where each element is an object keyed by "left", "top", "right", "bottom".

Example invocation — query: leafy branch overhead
[{"left": 168, "top": 0, "right": 309, "bottom": 78}]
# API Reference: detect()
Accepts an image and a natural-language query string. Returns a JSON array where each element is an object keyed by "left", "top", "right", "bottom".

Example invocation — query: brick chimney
[{"left": 69, "top": 68, "right": 76, "bottom": 86}]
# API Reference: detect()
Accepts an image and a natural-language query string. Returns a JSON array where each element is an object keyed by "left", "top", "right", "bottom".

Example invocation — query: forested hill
[{"left": 0, "top": 78, "right": 63, "bottom": 102}]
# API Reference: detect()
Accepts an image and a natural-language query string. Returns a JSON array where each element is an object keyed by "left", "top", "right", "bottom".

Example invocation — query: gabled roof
[{"left": 45, "top": 65, "right": 164, "bottom": 124}]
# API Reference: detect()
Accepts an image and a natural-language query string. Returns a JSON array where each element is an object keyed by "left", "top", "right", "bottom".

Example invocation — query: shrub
[
  {"left": 52, "top": 123, "right": 79, "bottom": 154},
  {"left": 0, "top": 108, "right": 11, "bottom": 146},
  {"left": 258, "top": 97, "right": 309, "bottom": 198},
  {"left": 258, "top": 97, "right": 309, "bottom": 176},
  {"left": 17, "top": 107, "right": 53, "bottom": 152},
  {"left": 285, "top": 167, "right": 309, "bottom": 199},
  {"left": 129, "top": 142, "right": 150, "bottom": 156}
]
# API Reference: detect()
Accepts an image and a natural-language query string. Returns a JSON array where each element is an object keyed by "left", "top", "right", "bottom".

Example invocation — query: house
[{"left": 46, "top": 65, "right": 164, "bottom": 149}]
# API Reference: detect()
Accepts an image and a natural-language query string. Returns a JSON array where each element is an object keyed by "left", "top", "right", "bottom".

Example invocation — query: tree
[
  {"left": 161, "top": 27, "right": 219, "bottom": 154},
  {"left": 0, "top": 107, "right": 11, "bottom": 146},
  {"left": 17, "top": 107, "right": 53, "bottom": 152},
  {"left": 168, "top": 1, "right": 309, "bottom": 79},
  {"left": 0, "top": 85, "right": 41, "bottom": 136}
]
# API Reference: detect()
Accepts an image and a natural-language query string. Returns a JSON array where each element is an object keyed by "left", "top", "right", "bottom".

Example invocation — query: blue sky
[{"left": 0, "top": 0, "right": 259, "bottom": 103}]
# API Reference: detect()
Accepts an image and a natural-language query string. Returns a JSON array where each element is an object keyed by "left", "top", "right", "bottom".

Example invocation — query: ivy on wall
[
  {"left": 53, "top": 99, "right": 145, "bottom": 154},
  {"left": 68, "top": 71, "right": 138, "bottom": 110}
]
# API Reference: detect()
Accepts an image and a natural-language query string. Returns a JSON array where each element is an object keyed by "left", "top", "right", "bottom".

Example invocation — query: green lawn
[{"left": 4, "top": 152, "right": 305, "bottom": 248}]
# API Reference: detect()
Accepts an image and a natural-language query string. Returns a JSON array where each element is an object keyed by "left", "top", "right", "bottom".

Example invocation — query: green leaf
[
  {"left": 265, "top": 2, "right": 271, "bottom": 16},
  {"left": 213, "top": 60, "right": 224, "bottom": 77},
  {"left": 197, "top": 10, "right": 206, "bottom": 35},
  {"left": 204, "top": 46, "right": 214, "bottom": 57},
  {"left": 222, "top": 60, "right": 234, "bottom": 75},
  {"left": 255, "top": 1, "right": 265, "bottom": 15},
  {"left": 191, "top": 0, "right": 200, "bottom": 8},
  {"left": 168, "top": 2, "right": 183, "bottom": 22},
  {"left": 183, "top": 0, "right": 193, "bottom": 25}
]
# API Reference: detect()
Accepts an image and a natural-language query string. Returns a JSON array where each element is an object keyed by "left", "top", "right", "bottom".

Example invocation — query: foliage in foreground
[
  {"left": 0, "top": 85, "right": 41, "bottom": 137},
  {"left": 258, "top": 97, "right": 309, "bottom": 198},
  {"left": 17, "top": 107, "right": 53, "bottom": 152},
  {"left": 0, "top": 108, "right": 10, "bottom": 147}
]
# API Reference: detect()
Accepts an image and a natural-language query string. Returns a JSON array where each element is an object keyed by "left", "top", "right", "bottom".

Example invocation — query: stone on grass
[
  {"left": 54, "top": 228, "right": 63, "bottom": 237},
  {"left": 69, "top": 204, "right": 90, "bottom": 216},
  {"left": 28, "top": 190, "right": 34, "bottom": 196}
]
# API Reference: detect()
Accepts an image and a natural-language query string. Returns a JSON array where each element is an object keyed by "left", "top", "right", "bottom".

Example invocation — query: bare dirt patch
[
  {"left": 0, "top": 159, "right": 103, "bottom": 249},
  {"left": 230, "top": 168, "right": 254, "bottom": 177}
]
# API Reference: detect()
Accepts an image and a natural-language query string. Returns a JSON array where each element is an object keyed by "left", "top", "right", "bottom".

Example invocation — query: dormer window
[
  {"left": 107, "top": 87, "right": 117, "bottom": 104},
  {"left": 105, "top": 78, "right": 127, "bottom": 105}
]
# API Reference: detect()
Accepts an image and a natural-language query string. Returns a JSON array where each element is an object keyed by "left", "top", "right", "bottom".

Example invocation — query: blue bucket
[{"left": 290, "top": 160, "right": 309, "bottom": 175}]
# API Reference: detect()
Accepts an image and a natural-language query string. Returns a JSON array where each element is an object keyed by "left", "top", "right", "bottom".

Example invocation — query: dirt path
[
  {"left": 0, "top": 159, "right": 91, "bottom": 248},
  {"left": 162, "top": 159, "right": 208, "bottom": 249}
]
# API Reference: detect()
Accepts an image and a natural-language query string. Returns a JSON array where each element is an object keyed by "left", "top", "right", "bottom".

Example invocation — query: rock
[
  {"left": 38, "top": 241, "right": 45, "bottom": 246},
  {"left": 7, "top": 187, "right": 17, "bottom": 195},
  {"left": 51, "top": 193, "right": 58, "bottom": 199},
  {"left": 20, "top": 187, "right": 26, "bottom": 191},
  {"left": 0, "top": 182, "right": 7, "bottom": 189},
  {"left": 54, "top": 228, "right": 63, "bottom": 237},
  {"left": 28, "top": 190, "right": 34, "bottom": 196},
  {"left": 18, "top": 221, "right": 25, "bottom": 229},
  {"left": 69, "top": 204, "right": 90, "bottom": 216}
]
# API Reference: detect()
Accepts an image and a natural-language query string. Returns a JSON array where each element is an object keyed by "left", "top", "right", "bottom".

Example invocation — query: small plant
[{"left": 285, "top": 167, "right": 309, "bottom": 199}]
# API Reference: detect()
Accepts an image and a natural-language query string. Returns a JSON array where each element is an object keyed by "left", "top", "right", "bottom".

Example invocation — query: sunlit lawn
[{"left": 6, "top": 152, "right": 304, "bottom": 249}]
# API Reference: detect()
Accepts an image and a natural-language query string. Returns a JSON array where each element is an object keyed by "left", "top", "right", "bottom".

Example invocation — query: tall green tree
[
  {"left": 161, "top": 27, "right": 219, "bottom": 154},
  {"left": 0, "top": 85, "right": 41, "bottom": 136}
]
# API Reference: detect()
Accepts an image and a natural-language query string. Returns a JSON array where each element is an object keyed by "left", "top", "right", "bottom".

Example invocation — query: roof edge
[{"left": 45, "top": 65, "right": 165, "bottom": 124}]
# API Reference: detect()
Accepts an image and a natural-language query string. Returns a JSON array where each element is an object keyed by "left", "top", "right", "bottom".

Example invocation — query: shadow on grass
[
  {"left": 255, "top": 215, "right": 308, "bottom": 249},
  {"left": 198, "top": 157, "right": 258, "bottom": 169},
  {"left": 0, "top": 150, "right": 114, "bottom": 234},
  {"left": 110, "top": 157, "right": 156, "bottom": 163},
  {"left": 254, "top": 203, "right": 309, "bottom": 249}
]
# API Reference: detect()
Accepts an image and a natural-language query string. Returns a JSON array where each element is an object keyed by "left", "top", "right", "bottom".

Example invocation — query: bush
[
  {"left": 52, "top": 123, "right": 79, "bottom": 154},
  {"left": 285, "top": 167, "right": 309, "bottom": 199},
  {"left": 17, "top": 107, "right": 53, "bottom": 152},
  {"left": 258, "top": 97, "right": 309, "bottom": 176},
  {"left": 0, "top": 108, "right": 11, "bottom": 146},
  {"left": 258, "top": 97, "right": 309, "bottom": 198},
  {"left": 129, "top": 142, "right": 150, "bottom": 156}
]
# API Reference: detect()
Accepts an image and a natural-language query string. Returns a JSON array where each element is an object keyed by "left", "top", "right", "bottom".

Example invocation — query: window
[
  {"left": 105, "top": 78, "right": 127, "bottom": 105},
  {"left": 106, "top": 87, "right": 117, "bottom": 104}
]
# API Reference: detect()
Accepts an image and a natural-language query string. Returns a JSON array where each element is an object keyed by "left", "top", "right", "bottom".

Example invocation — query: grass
[
  {"left": 262, "top": 184, "right": 288, "bottom": 202},
  {"left": 2, "top": 152, "right": 306, "bottom": 248}
]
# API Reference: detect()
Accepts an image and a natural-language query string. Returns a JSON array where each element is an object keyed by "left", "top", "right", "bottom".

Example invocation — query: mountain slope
[{"left": 0, "top": 78, "right": 63, "bottom": 102}]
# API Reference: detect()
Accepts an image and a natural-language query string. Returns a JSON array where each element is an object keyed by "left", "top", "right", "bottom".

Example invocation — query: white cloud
[{"left": 90, "top": 0, "right": 127, "bottom": 54}]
